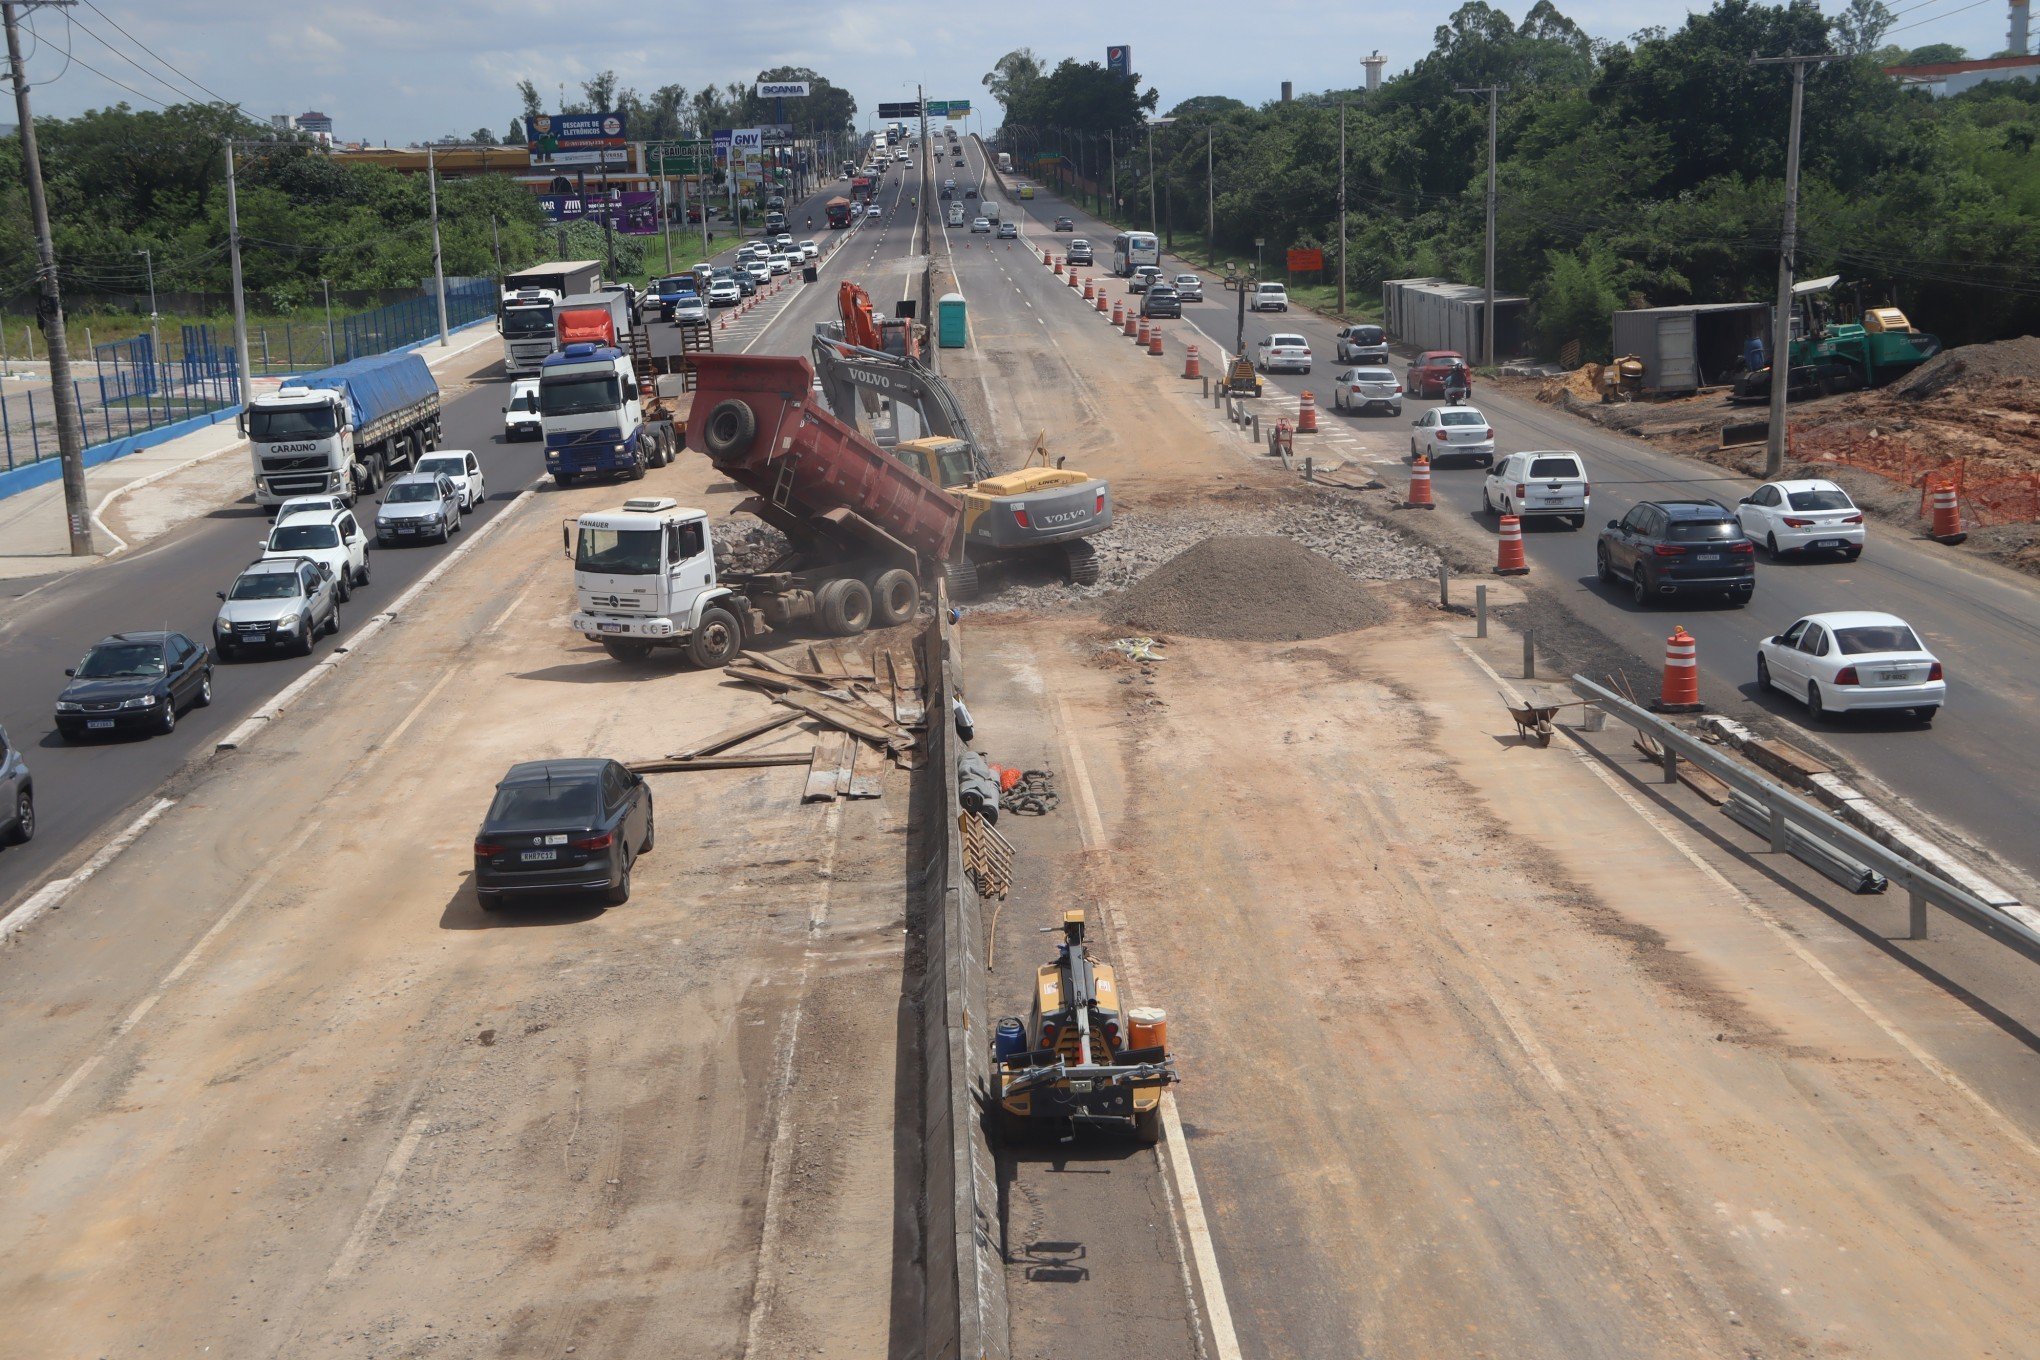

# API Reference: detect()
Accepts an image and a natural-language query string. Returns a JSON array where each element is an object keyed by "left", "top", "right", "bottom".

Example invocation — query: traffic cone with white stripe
[
  {"left": 1096, "top": 292, "right": 1109, "bottom": 315},
  {"left": 1183, "top": 346, "right": 1201, "bottom": 379},
  {"left": 1136, "top": 319, "right": 1151, "bottom": 346},
  {"left": 1112, "top": 300, "right": 1124, "bottom": 326},
  {"left": 1405, "top": 455, "right": 1435, "bottom": 510},
  {"left": 1149, "top": 325, "right": 1164, "bottom": 356},
  {"left": 1926, "top": 477, "right": 1968, "bottom": 545},
  {"left": 1654, "top": 626, "right": 1703, "bottom": 713},
  {"left": 1494, "top": 515, "right": 1529, "bottom": 574},
  {"left": 1296, "top": 391, "right": 1319, "bottom": 433}
]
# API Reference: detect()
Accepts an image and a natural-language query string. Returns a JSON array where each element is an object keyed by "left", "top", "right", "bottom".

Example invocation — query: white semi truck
[
  {"left": 499, "top": 260, "right": 604, "bottom": 376},
  {"left": 244, "top": 351, "right": 441, "bottom": 507}
]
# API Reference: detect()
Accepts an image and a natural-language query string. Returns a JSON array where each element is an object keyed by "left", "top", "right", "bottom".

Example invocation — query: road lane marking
[
  {"left": 1455, "top": 635, "right": 2040, "bottom": 1163},
  {"left": 325, "top": 1114, "right": 431, "bottom": 1280},
  {"left": 1, "top": 796, "right": 174, "bottom": 943}
]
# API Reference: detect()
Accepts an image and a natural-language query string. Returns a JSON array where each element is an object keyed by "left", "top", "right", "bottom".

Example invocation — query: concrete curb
[
  {"left": 919, "top": 602, "right": 1012, "bottom": 1359},
  {"left": 215, "top": 485, "right": 539, "bottom": 752}
]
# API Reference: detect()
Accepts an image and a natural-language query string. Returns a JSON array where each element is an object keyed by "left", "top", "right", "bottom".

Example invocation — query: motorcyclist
[
  {"left": 1443, "top": 360, "right": 1473, "bottom": 405},
  {"left": 806, "top": 214, "right": 814, "bottom": 229}
]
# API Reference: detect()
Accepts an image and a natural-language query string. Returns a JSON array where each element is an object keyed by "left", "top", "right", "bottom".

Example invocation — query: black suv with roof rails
[{"left": 1596, "top": 499, "right": 1755, "bottom": 607}]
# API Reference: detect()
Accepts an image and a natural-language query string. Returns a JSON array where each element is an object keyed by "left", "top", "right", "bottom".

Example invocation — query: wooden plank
[
  {"left": 838, "top": 647, "right": 869, "bottom": 678},
  {"left": 834, "top": 733, "right": 857, "bottom": 796},
  {"left": 723, "top": 664, "right": 851, "bottom": 697},
  {"left": 803, "top": 736, "right": 847, "bottom": 802},
  {"left": 772, "top": 689, "right": 912, "bottom": 749},
  {"left": 740, "top": 649, "right": 811, "bottom": 679},
  {"left": 808, "top": 644, "right": 845, "bottom": 679},
  {"left": 631, "top": 753, "right": 813, "bottom": 773},
  {"left": 1677, "top": 759, "right": 1733, "bottom": 807},
  {"left": 848, "top": 741, "right": 886, "bottom": 798},
  {"left": 666, "top": 709, "right": 803, "bottom": 761}
]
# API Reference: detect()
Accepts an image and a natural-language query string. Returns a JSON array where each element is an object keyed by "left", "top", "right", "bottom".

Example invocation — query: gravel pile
[
  {"left": 713, "top": 521, "right": 790, "bottom": 573},
  {"left": 1101, "top": 534, "right": 1391, "bottom": 642},
  {"left": 1892, "top": 336, "right": 2040, "bottom": 401}
]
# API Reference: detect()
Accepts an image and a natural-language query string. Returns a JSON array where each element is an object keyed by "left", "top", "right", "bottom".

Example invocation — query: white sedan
[
  {"left": 1255, "top": 333, "right": 1312, "bottom": 374},
  {"left": 799, "top": 239, "right": 819, "bottom": 260},
  {"left": 1735, "top": 478, "right": 1865, "bottom": 559},
  {"left": 1756, "top": 611, "right": 1945, "bottom": 724},
  {"left": 1408, "top": 405, "right": 1495, "bottom": 466}
]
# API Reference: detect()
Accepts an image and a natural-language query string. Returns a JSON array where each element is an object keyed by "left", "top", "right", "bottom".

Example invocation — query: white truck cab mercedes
[{"left": 568, "top": 498, "right": 745, "bottom": 666}]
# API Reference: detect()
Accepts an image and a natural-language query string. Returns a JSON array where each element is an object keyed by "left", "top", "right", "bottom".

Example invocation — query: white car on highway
[
  {"left": 1250, "top": 282, "right": 1289, "bottom": 312},
  {"left": 415, "top": 449, "right": 487, "bottom": 514},
  {"left": 766, "top": 253, "right": 791, "bottom": 275},
  {"left": 1255, "top": 333, "right": 1312, "bottom": 374},
  {"left": 1173, "top": 274, "right": 1204, "bottom": 302},
  {"left": 743, "top": 260, "right": 771, "bottom": 285},
  {"left": 1409, "top": 405, "right": 1495, "bottom": 466},
  {"left": 1756, "top": 611, "right": 1944, "bottom": 724},
  {"left": 1483, "top": 451, "right": 1590, "bottom": 527},
  {"left": 971, "top": 216, "right": 991, "bottom": 232},
  {"left": 799, "top": 240, "right": 819, "bottom": 260},
  {"left": 260, "top": 505, "right": 369, "bottom": 596},
  {"left": 502, "top": 379, "right": 541, "bottom": 441},
  {"left": 707, "top": 278, "right": 741, "bottom": 307},
  {"left": 1735, "top": 479, "right": 1865, "bottom": 560},
  {"left": 1330, "top": 366, "right": 1402, "bottom": 416}
]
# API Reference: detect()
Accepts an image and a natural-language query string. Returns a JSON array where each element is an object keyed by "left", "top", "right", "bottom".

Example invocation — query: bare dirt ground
[
  {"left": 0, "top": 455, "right": 912, "bottom": 1358},
  {"left": 962, "top": 600, "right": 2040, "bottom": 1359}
]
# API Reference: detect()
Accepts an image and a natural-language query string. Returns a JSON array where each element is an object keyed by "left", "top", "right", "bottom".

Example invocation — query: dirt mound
[
  {"left": 1101, "top": 535, "right": 1389, "bottom": 642},
  {"left": 1893, "top": 335, "right": 2040, "bottom": 401}
]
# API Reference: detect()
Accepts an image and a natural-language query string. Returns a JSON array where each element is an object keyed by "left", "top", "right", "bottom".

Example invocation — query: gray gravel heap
[{"left": 1102, "top": 534, "right": 1391, "bottom": 642}]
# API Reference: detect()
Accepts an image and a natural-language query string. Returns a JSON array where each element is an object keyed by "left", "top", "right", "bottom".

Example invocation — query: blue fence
[{"left": 1, "top": 282, "right": 497, "bottom": 474}]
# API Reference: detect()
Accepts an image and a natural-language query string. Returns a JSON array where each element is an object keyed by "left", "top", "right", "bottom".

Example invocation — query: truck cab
[
  {"left": 568, "top": 497, "right": 744, "bottom": 665},
  {"left": 540, "top": 343, "right": 649, "bottom": 486},
  {"left": 500, "top": 287, "right": 562, "bottom": 376},
  {"left": 247, "top": 384, "right": 351, "bottom": 505}
]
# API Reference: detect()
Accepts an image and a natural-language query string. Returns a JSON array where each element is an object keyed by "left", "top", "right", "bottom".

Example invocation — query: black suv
[
  {"left": 1140, "top": 285, "right": 1182, "bottom": 318},
  {"left": 1596, "top": 500, "right": 1755, "bottom": 606}
]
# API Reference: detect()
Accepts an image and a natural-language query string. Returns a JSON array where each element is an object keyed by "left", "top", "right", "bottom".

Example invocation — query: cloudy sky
[{"left": 16, "top": 0, "right": 2019, "bottom": 142}]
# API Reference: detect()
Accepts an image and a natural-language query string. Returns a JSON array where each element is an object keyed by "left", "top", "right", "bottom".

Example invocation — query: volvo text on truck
[{"left": 245, "top": 352, "right": 440, "bottom": 507}]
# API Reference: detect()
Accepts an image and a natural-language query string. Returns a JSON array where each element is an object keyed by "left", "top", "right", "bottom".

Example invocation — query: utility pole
[
  {"left": 224, "top": 141, "right": 253, "bottom": 411},
  {"left": 6, "top": 0, "right": 89, "bottom": 554},
  {"left": 134, "top": 246, "right": 159, "bottom": 366},
  {"left": 1751, "top": 50, "right": 1839, "bottom": 478},
  {"left": 1108, "top": 129, "right": 1117, "bottom": 215},
  {"left": 1454, "top": 85, "right": 1500, "bottom": 367},
  {"left": 488, "top": 215, "right": 503, "bottom": 278},
  {"left": 320, "top": 276, "right": 335, "bottom": 365},
  {"left": 918, "top": 82, "right": 929, "bottom": 243},
  {"left": 1146, "top": 120, "right": 1157, "bottom": 234},
  {"left": 1206, "top": 126, "right": 1215, "bottom": 263},
  {"left": 426, "top": 145, "right": 449, "bottom": 345},
  {"left": 1338, "top": 102, "right": 1348, "bottom": 315}
]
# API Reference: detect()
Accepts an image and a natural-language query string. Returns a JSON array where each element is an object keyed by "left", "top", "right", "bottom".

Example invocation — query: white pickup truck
[{"left": 1483, "top": 451, "right": 1591, "bottom": 529}]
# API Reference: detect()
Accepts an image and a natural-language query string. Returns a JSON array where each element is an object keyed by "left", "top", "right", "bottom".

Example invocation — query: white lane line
[
  {"left": 325, "top": 1114, "right": 430, "bottom": 1280},
  {"left": 1453, "top": 635, "right": 2040, "bottom": 1163},
  {"left": 1051, "top": 695, "right": 1243, "bottom": 1360},
  {"left": 1, "top": 796, "right": 174, "bottom": 943}
]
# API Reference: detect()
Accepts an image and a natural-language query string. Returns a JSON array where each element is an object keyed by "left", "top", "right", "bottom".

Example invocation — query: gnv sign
[{"left": 756, "top": 81, "right": 811, "bottom": 98}]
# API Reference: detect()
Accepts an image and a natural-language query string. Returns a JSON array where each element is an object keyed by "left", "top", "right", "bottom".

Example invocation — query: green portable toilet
[{"left": 937, "top": 291, "right": 968, "bottom": 349}]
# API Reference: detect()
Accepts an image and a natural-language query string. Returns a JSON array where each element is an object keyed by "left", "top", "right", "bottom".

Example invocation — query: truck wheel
[
  {"left": 628, "top": 452, "right": 648, "bottom": 482},
  {"left": 817, "top": 577, "right": 873, "bottom": 636},
  {"left": 687, "top": 607, "right": 743, "bottom": 667},
  {"left": 869, "top": 569, "right": 919, "bottom": 627},
  {"left": 554, "top": 472, "right": 575, "bottom": 488},
  {"left": 944, "top": 559, "right": 980, "bottom": 602},
  {"left": 603, "top": 638, "right": 655, "bottom": 663},
  {"left": 702, "top": 400, "right": 759, "bottom": 460},
  {"left": 1063, "top": 540, "right": 1100, "bottom": 586}
]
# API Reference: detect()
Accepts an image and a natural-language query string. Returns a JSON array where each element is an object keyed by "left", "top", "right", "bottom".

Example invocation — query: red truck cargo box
[
  {"left": 557, "top": 307, "right": 617, "bottom": 348},
  {"left": 686, "top": 353, "right": 962, "bottom": 563}
]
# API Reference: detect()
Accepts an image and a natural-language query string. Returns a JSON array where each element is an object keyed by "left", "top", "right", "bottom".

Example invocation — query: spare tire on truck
[{"left": 702, "top": 400, "right": 758, "bottom": 461}]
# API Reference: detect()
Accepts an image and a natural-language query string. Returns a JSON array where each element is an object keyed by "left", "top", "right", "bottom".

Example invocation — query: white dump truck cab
[
  {"left": 247, "top": 383, "right": 350, "bottom": 507},
  {"left": 567, "top": 497, "right": 745, "bottom": 666}
]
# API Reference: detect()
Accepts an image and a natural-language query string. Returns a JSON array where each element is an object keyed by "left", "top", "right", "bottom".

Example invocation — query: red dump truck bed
[{"left": 685, "top": 353, "right": 962, "bottom": 564}]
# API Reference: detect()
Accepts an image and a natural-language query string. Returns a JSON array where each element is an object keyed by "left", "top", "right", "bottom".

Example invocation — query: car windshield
[
  {"left": 509, "top": 392, "right": 537, "bottom": 413},
  {"left": 386, "top": 481, "right": 443, "bottom": 504},
  {"left": 269, "top": 522, "right": 339, "bottom": 549},
  {"left": 654, "top": 278, "right": 689, "bottom": 293},
  {"left": 229, "top": 571, "right": 302, "bottom": 600},
  {"left": 486, "top": 780, "right": 600, "bottom": 828},
  {"left": 1149, "top": 287, "right": 1176, "bottom": 298},
  {"left": 1269, "top": 336, "right": 1305, "bottom": 348},
  {"left": 76, "top": 642, "right": 167, "bottom": 678},
  {"left": 502, "top": 308, "right": 555, "bottom": 337},
  {"left": 1834, "top": 624, "right": 1923, "bottom": 655},
  {"left": 1348, "top": 326, "right": 1385, "bottom": 343},
  {"left": 248, "top": 404, "right": 337, "bottom": 440},
  {"left": 576, "top": 525, "right": 662, "bottom": 576},
  {"left": 1440, "top": 411, "right": 1486, "bottom": 426},
  {"left": 1529, "top": 456, "right": 1582, "bottom": 478},
  {"left": 1353, "top": 369, "right": 1394, "bottom": 382},
  {"left": 1666, "top": 519, "right": 1739, "bottom": 542},
  {"left": 540, "top": 375, "right": 621, "bottom": 416},
  {"left": 1786, "top": 487, "right": 1854, "bottom": 511},
  {"left": 417, "top": 458, "right": 466, "bottom": 479},
  {"left": 1258, "top": 284, "right": 1283, "bottom": 294}
]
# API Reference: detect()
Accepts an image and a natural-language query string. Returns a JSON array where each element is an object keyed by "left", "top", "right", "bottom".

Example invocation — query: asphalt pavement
[
  {"left": 977, "top": 139, "right": 2040, "bottom": 890},
  {"left": 0, "top": 142, "right": 932, "bottom": 912}
]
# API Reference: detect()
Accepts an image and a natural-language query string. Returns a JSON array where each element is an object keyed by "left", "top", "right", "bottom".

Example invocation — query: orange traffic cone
[
  {"left": 1053, "top": 256, "right": 1064, "bottom": 275},
  {"left": 1926, "top": 477, "right": 1968, "bottom": 545},
  {"left": 1297, "top": 391, "right": 1319, "bottom": 433},
  {"left": 1494, "top": 514, "right": 1529, "bottom": 575},
  {"left": 1655, "top": 626, "right": 1703, "bottom": 713},
  {"left": 1183, "top": 345, "right": 1201, "bottom": 379},
  {"left": 1149, "top": 325, "right": 1164, "bottom": 356},
  {"left": 1405, "top": 455, "right": 1436, "bottom": 510},
  {"left": 1096, "top": 292, "right": 1109, "bottom": 315},
  {"left": 1068, "top": 270, "right": 1080, "bottom": 290},
  {"left": 1124, "top": 312, "right": 1139, "bottom": 339},
  {"left": 1136, "top": 319, "right": 1151, "bottom": 346},
  {"left": 1111, "top": 300, "right": 1124, "bottom": 326},
  {"left": 1083, "top": 278, "right": 1095, "bottom": 301}
]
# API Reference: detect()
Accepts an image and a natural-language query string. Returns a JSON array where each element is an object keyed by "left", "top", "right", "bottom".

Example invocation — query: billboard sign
[
  {"left": 730, "top": 127, "right": 763, "bottom": 152},
  {"left": 1287, "top": 247, "right": 1324, "bottom": 272},
  {"left": 527, "top": 111, "right": 629, "bottom": 167},
  {"left": 760, "top": 122, "right": 794, "bottom": 146},
  {"left": 757, "top": 80, "right": 811, "bottom": 99},
  {"left": 926, "top": 100, "right": 949, "bottom": 117},
  {"left": 712, "top": 129, "right": 733, "bottom": 162},
  {"left": 1107, "top": 45, "right": 1132, "bottom": 77},
  {"left": 537, "top": 191, "right": 660, "bottom": 235}
]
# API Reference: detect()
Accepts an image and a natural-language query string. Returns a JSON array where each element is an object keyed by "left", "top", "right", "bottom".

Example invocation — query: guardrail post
[
  {"left": 1522, "top": 628, "right": 1535, "bottom": 680},
  {"left": 1767, "top": 806, "right": 1789, "bottom": 854},
  {"left": 1661, "top": 743, "right": 1678, "bottom": 785},
  {"left": 1909, "top": 891, "right": 1929, "bottom": 941},
  {"left": 1252, "top": 413, "right": 1260, "bottom": 445},
  {"left": 1437, "top": 561, "right": 1449, "bottom": 608}
]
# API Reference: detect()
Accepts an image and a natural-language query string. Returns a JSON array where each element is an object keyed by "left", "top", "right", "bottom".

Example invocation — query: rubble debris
[{"left": 1102, "top": 535, "right": 1392, "bottom": 642}]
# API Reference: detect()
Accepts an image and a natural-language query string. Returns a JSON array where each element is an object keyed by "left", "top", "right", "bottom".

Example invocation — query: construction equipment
[
  {"left": 992, "top": 910, "right": 1176, "bottom": 1144},
  {"left": 1732, "top": 278, "right": 1941, "bottom": 403},
  {"left": 809, "top": 328, "right": 1112, "bottom": 591},
  {"left": 1598, "top": 355, "right": 1645, "bottom": 403}
]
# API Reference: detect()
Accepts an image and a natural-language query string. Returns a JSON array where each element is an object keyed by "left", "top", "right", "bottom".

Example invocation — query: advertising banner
[
  {"left": 1287, "top": 247, "right": 1325, "bottom": 272},
  {"left": 1107, "top": 46, "right": 1132, "bottom": 77},
  {"left": 760, "top": 122, "right": 794, "bottom": 147},
  {"left": 536, "top": 191, "right": 660, "bottom": 235},
  {"left": 527, "top": 111, "right": 629, "bottom": 167},
  {"left": 712, "top": 129, "right": 733, "bottom": 163},
  {"left": 730, "top": 127, "right": 763, "bottom": 152},
  {"left": 757, "top": 80, "right": 811, "bottom": 99}
]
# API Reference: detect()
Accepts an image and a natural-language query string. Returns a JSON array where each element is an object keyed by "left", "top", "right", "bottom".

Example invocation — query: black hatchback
[
  {"left": 1140, "top": 285, "right": 1182, "bottom": 318},
  {"left": 472, "top": 759, "right": 653, "bottom": 908},
  {"left": 1597, "top": 500, "right": 1755, "bottom": 606},
  {"left": 54, "top": 631, "right": 214, "bottom": 740}
]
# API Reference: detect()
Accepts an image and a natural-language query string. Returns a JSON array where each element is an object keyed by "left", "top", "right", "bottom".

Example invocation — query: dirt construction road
[{"left": 0, "top": 456, "right": 913, "bottom": 1357}]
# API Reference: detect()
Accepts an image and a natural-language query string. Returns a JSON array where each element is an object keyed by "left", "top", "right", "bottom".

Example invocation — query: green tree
[
  {"left": 1833, "top": 0, "right": 1895, "bottom": 54},
  {"left": 1532, "top": 245, "right": 1622, "bottom": 357},
  {"left": 983, "top": 49, "right": 1044, "bottom": 118}
]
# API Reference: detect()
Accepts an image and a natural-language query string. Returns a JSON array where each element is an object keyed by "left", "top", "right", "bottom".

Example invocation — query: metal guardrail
[{"left": 1569, "top": 674, "right": 2040, "bottom": 965}]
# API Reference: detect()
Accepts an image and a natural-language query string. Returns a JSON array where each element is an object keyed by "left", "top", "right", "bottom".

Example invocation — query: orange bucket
[{"left": 1127, "top": 1006, "right": 1167, "bottom": 1051}]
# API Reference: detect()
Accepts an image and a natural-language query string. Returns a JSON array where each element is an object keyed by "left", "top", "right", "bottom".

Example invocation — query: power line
[
  {"left": 25, "top": 12, "right": 171, "bottom": 109},
  {"left": 67, "top": 9, "right": 212, "bottom": 105},
  {"left": 79, "top": 0, "right": 232, "bottom": 104},
  {"left": 1885, "top": 0, "right": 1998, "bottom": 36}
]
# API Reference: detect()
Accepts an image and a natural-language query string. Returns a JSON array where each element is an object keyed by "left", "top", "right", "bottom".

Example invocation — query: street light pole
[
  {"left": 1146, "top": 120, "right": 1156, "bottom": 234},
  {"left": 1454, "top": 84, "right": 1500, "bottom": 367},
  {"left": 5, "top": 0, "right": 89, "bottom": 553},
  {"left": 1338, "top": 102, "right": 1348, "bottom": 316},
  {"left": 134, "top": 246, "right": 159, "bottom": 364},
  {"left": 426, "top": 144, "right": 449, "bottom": 345},
  {"left": 223, "top": 140, "right": 253, "bottom": 407},
  {"left": 1206, "top": 126, "right": 1215, "bottom": 263},
  {"left": 1752, "top": 50, "right": 1839, "bottom": 479},
  {"left": 320, "top": 276, "right": 335, "bottom": 365}
]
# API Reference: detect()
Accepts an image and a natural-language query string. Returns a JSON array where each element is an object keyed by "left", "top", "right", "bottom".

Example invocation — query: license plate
[
  {"left": 1880, "top": 670, "right": 1910, "bottom": 681},
  {"left": 597, "top": 622, "right": 629, "bottom": 634},
  {"left": 521, "top": 849, "right": 558, "bottom": 863},
  {"left": 1696, "top": 553, "right": 1722, "bottom": 562},
  {"left": 87, "top": 719, "right": 114, "bottom": 730},
  {"left": 398, "top": 525, "right": 416, "bottom": 534},
  {"left": 1814, "top": 538, "right": 1844, "bottom": 549}
]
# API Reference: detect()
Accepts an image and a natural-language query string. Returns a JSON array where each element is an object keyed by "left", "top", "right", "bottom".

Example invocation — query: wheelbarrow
[{"left": 1500, "top": 685, "right": 1591, "bottom": 748}]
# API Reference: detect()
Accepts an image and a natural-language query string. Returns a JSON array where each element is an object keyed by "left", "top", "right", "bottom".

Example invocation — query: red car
[{"left": 1409, "top": 350, "right": 1470, "bottom": 398}]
